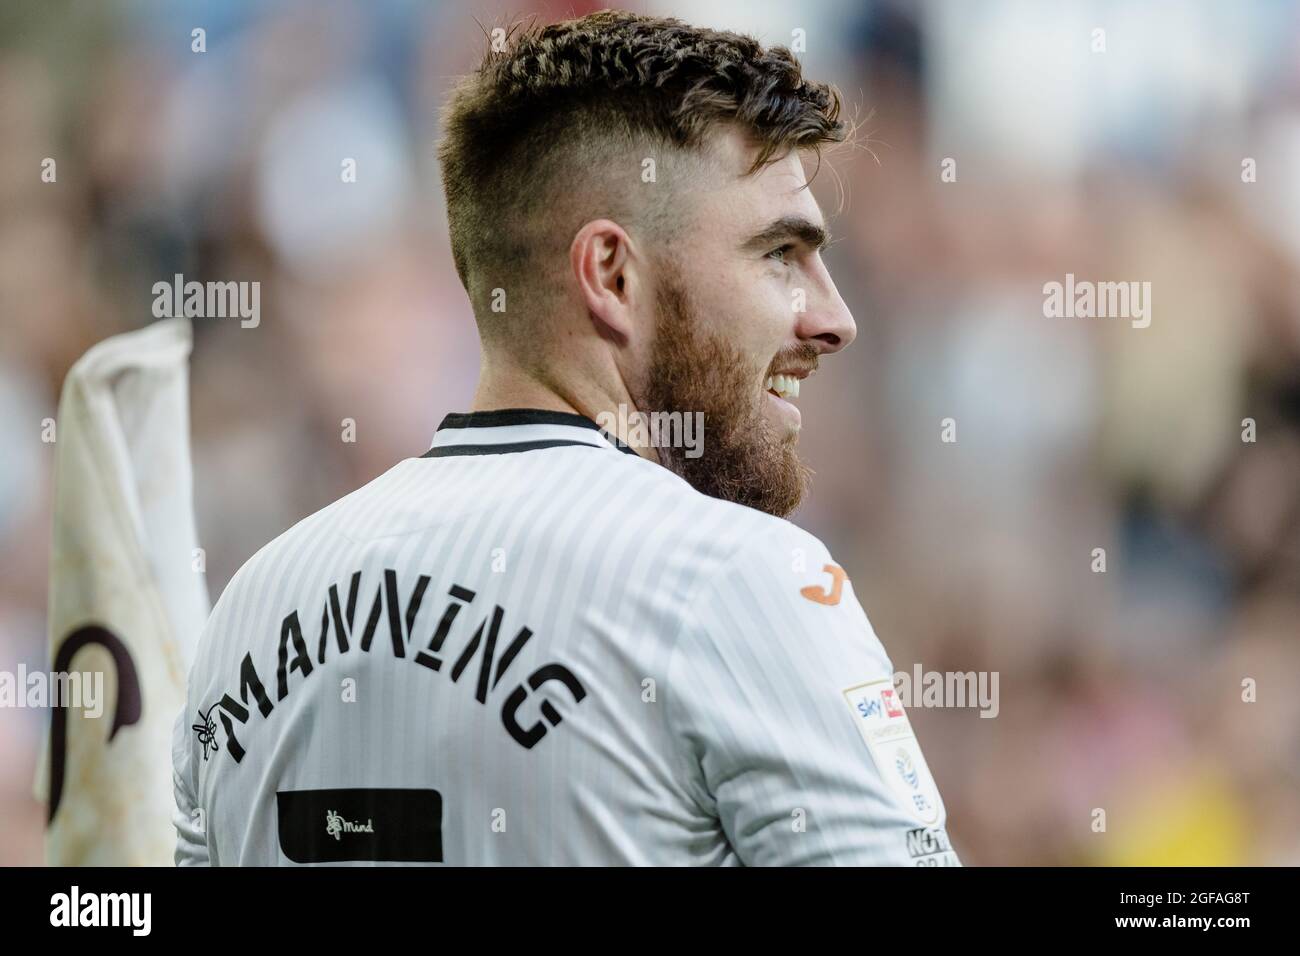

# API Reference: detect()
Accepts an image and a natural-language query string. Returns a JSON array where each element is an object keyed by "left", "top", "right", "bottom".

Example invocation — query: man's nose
[{"left": 796, "top": 275, "right": 857, "bottom": 354}]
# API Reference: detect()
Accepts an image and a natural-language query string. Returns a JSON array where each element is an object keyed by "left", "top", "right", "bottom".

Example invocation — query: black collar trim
[
  {"left": 422, "top": 439, "right": 600, "bottom": 458},
  {"left": 427, "top": 408, "right": 640, "bottom": 458},
  {"left": 437, "top": 409, "right": 600, "bottom": 431}
]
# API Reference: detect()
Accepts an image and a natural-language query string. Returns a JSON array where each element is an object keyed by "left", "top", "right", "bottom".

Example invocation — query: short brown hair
[{"left": 437, "top": 10, "right": 846, "bottom": 319}]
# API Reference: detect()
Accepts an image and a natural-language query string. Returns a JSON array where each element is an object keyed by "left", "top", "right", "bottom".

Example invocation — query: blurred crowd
[{"left": 2, "top": 0, "right": 1298, "bottom": 865}]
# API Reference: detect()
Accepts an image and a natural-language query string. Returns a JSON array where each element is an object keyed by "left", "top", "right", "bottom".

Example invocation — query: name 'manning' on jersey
[{"left": 172, "top": 408, "right": 961, "bottom": 866}]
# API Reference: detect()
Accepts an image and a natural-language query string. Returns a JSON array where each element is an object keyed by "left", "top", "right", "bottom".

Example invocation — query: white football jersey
[{"left": 173, "top": 409, "right": 960, "bottom": 866}]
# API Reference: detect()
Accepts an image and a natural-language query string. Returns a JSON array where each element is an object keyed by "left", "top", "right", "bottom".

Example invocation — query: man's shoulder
[
  {"left": 205, "top": 466, "right": 396, "bottom": 621},
  {"left": 603, "top": 452, "right": 830, "bottom": 561},
  {"left": 205, "top": 451, "right": 836, "bottom": 627},
  {"left": 607, "top": 449, "right": 786, "bottom": 523}
]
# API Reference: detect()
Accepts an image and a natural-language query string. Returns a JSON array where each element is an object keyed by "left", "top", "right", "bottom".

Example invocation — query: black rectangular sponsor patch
[{"left": 276, "top": 788, "right": 443, "bottom": 863}]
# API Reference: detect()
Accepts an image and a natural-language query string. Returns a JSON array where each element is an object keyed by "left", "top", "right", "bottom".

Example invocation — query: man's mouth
[
  {"left": 764, "top": 374, "right": 800, "bottom": 400},
  {"left": 764, "top": 371, "right": 809, "bottom": 401}
]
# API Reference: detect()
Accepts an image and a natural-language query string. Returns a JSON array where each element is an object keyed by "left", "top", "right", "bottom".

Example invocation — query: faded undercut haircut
[{"left": 437, "top": 10, "right": 846, "bottom": 335}]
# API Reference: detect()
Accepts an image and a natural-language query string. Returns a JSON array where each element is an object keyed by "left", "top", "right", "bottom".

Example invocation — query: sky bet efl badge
[{"left": 842, "top": 679, "right": 944, "bottom": 826}]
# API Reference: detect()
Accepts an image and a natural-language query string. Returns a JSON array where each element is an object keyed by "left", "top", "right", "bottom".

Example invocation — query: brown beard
[{"left": 640, "top": 278, "right": 811, "bottom": 517}]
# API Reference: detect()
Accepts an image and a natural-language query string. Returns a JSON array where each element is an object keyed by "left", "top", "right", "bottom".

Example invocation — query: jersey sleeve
[
  {"left": 666, "top": 521, "right": 960, "bottom": 866},
  {"left": 171, "top": 698, "right": 211, "bottom": 866}
]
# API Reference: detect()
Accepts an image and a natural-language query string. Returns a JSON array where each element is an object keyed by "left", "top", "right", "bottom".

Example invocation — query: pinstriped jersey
[{"left": 172, "top": 409, "right": 960, "bottom": 866}]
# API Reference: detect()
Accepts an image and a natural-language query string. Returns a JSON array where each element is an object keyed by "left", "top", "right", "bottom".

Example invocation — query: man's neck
[{"left": 470, "top": 360, "right": 659, "bottom": 462}]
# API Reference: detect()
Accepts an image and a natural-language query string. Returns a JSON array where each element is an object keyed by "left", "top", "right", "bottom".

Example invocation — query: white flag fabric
[{"left": 37, "top": 317, "right": 209, "bottom": 865}]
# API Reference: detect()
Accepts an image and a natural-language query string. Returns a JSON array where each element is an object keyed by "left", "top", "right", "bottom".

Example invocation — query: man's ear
[{"left": 570, "top": 219, "right": 640, "bottom": 343}]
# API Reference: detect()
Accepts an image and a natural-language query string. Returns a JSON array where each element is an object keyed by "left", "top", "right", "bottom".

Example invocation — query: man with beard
[{"left": 173, "top": 11, "right": 959, "bottom": 866}]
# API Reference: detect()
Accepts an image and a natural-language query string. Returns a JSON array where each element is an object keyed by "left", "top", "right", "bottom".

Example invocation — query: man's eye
[{"left": 766, "top": 244, "right": 794, "bottom": 264}]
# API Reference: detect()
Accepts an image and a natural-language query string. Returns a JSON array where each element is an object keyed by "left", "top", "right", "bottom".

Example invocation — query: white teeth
[{"left": 764, "top": 374, "right": 801, "bottom": 401}]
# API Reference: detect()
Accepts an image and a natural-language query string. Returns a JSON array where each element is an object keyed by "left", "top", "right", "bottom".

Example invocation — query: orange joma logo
[{"left": 800, "top": 564, "right": 847, "bottom": 606}]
